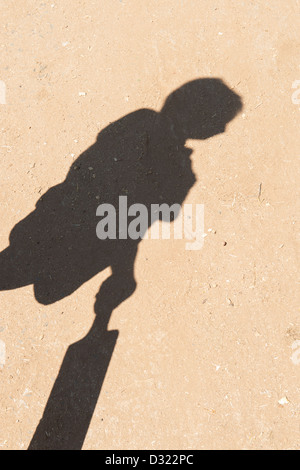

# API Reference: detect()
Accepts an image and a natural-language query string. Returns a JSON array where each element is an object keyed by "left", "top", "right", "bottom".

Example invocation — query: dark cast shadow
[{"left": 0, "top": 79, "right": 242, "bottom": 450}]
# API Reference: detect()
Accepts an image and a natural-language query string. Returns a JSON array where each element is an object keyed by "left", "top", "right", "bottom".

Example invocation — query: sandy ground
[{"left": 0, "top": 0, "right": 299, "bottom": 450}]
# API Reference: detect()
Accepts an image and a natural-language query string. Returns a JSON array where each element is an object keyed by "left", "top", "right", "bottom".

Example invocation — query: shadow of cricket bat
[{"left": 28, "top": 315, "right": 118, "bottom": 450}]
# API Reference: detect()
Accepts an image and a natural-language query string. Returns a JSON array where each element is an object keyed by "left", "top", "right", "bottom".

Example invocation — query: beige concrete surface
[{"left": 0, "top": 0, "right": 299, "bottom": 450}]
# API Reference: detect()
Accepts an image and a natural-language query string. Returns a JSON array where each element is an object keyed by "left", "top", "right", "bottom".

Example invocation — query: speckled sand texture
[{"left": 0, "top": 1, "right": 299, "bottom": 450}]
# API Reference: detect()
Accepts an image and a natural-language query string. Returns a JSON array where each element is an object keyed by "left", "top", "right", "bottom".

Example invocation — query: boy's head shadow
[{"left": 160, "top": 78, "right": 242, "bottom": 141}]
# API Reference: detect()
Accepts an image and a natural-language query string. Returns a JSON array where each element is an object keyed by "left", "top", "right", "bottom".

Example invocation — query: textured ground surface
[{"left": 0, "top": 0, "right": 299, "bottom": 450}]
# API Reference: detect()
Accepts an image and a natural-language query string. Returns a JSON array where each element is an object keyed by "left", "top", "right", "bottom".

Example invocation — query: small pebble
[{"left": 278, "top": 397, "right": 289, "bottom": 406}]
